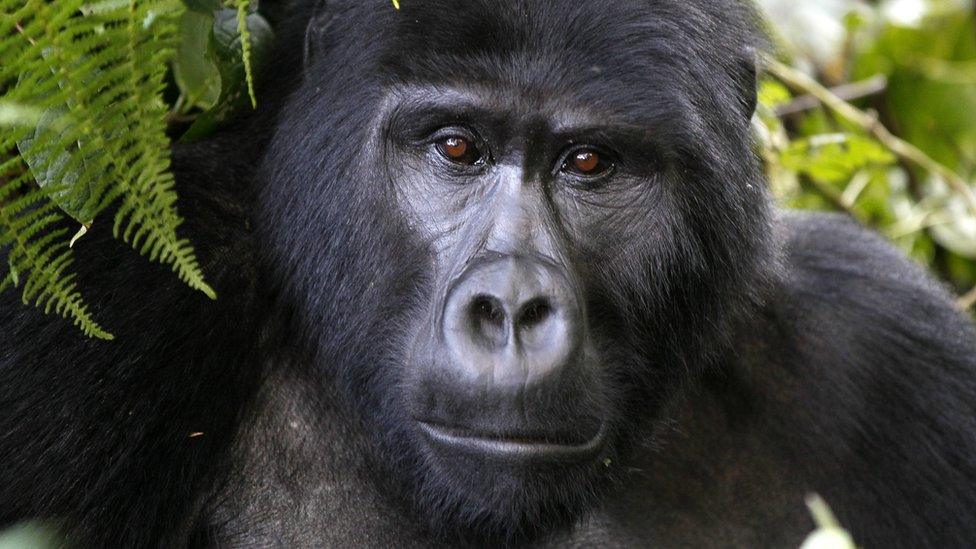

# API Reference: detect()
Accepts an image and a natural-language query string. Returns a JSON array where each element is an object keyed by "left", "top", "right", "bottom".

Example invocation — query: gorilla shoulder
[
  {"left": 779, "top": 210, "right": 973, "bottom": 355},
  {"left": 738, "top": 210, "right": 976, "bottom": 547}
]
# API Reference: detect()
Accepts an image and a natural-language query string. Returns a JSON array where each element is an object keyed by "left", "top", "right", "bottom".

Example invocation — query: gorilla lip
[{"left": 417, "top": 420, "right": 606, "bottom": 461}]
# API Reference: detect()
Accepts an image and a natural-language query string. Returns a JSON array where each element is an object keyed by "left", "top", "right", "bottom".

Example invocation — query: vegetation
[
  {"left": 0, "top": 0, "right": 270, "bottom": 338},
  {"left": 757, "top": 0, "right": 976, "bottom": 309}
]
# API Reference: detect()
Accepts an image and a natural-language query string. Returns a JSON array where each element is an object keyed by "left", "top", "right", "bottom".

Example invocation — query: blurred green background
[{"left": 756, "top": 0, "right": 976, "bottom": 309}]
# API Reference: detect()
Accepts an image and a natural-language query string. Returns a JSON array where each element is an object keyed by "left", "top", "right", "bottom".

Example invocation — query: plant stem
[
  {"left": 776, "top": 75, "right": 888, "bottom": 116},
  {"left": 958, "top": 285, "right": 976, "bottom": 311}
]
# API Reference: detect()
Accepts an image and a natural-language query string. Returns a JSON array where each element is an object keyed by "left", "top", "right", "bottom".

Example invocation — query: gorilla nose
[
  {"left": 467, "top": 294, "right": 556, "bottom": 348},
  {"left": 443, "top": 257, "right": 580, "bottom": 388}
]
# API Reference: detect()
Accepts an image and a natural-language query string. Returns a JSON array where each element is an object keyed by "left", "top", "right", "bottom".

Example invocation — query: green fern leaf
[
  {"left": 1, "top": 0, "right": 216, "bottom": 338},
  {"left": 231, "top": 0, "right": 257, "bottom": 108}
]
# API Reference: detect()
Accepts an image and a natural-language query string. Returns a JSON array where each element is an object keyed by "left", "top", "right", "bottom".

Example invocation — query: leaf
[
  {"left": 0, "top": 102, "right": 46, "bottom": 127},
  {"left": 780, "top": 134, "right": 896, "bottom": 184},
  {"left": 851, "top": 4, "right": 976, "bottom": 173},
  {"left": 234, "top": 0, "right": 257, "bottom": 108},
  {"left": 924, "top": 175, "right": 976, "bottom": 258},
  {"left": 211, "top": 7, "right": 272, "bottom": 103},
  {"left": 80, "top": 0, "right": 129, "bottom": 16},
  {"left": 173, "top": 9, "right": 222, "bottom": 110},
  {"left": 181, "top": 6, "right": 273, "bottom": 141},
  {"left": 758, "top": 79, "right": 792, "bottom": 109},
  {"left": 16, "top": 106, "right": 98, "bottom": 226}
]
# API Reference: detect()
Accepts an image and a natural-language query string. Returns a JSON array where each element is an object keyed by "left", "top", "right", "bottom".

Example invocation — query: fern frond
[
  {"left": 0, "top": 158, "right": 111, "bottom": 339},
  {"left": 231, "top": 0, "right": 257, "bottom": 108},
  {"left": 1, "top": 0, "right": 216, "bottom": 337}
]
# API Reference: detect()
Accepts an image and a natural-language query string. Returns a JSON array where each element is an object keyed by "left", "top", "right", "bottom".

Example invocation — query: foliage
[
  {"left": 756, "top": 0, "right": 976, "bottom": 308},
  {"left": 173, "top": 0, "right": 271, "bottom": 141},
  {"left": 0, "top": 0, "right": 271, "bottom": 338},
  {"left": 0, "top": 520, "right": 62, "bottom": 549}
]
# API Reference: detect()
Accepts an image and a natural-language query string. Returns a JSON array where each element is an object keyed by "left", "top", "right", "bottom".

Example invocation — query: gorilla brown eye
[
  {"left": 437, "top": 136, "right": 481, "bottom": 165},
  {"left": 563, "top": 148, "right": 612, "bottom": 177}
]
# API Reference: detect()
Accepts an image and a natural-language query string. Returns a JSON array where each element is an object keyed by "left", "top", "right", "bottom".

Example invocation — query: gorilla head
[{"left": 257, "top": 0, "right": 771, "bottom": 541}]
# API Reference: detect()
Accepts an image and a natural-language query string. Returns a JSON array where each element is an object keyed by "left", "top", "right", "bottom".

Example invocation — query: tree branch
[{"left": 775, "top": 75, "right": 888, "bottom": 117}]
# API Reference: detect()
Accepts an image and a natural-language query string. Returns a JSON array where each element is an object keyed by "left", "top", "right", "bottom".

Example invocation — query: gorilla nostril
[
  {"left": 517, "top": 298, "right": 554, "bottom": 330},
  {"left": 468, "top": 295, "right": 507, "bottom": 346},
  {"left": 471, "top": 295, "right": 505, "bottom": 326}
]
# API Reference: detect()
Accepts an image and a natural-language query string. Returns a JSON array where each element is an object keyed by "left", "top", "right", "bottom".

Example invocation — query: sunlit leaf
[
  {"left": 758, "top": 79, "right": 792, "bottom": 109},
  {"left": 780, "top": 134, "right": 896, "bottom": 184}
]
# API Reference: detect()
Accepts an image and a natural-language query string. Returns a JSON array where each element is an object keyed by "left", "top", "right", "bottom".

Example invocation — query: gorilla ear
[
  {"left": 303, "top": 2, "right": 333, "bottom": 68},
  {"left": 736, "top": 46, "right": 759, "bottom": 122}
]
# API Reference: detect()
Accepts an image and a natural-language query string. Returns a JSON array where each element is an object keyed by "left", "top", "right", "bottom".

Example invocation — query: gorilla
[{"left": 2, "top": 0, "right": 976, "bottom": 547}]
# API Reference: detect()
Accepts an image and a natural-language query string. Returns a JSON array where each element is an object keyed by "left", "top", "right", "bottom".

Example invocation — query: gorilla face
[
  {"left": 377, "top": 82, "right": 676, "bottom": 524},
  {"left": 258, "top": 0, "right": 771, "bottom": 541},
  {"left": 379, "top": 84, "right": 641, "bottom": 532}
]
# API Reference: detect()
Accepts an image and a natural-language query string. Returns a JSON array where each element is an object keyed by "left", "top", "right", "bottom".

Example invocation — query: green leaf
[
  {"left": 181, "top": 7, "right": 273, "bottom": 141},
  {"left": 16, "top": 107, "right": 98, "bottom": 226},
  {"left": 173, "top": 9, "right": 222, "bottom": 110},
  {"left": 80, "top": 0, "right": 129, "bottom": 16},
  {"left": 211, "top": 7, "right": 272, "bottom": 97},
  {"left": 1, "top": 0, "right": 214, "bottom": 337},
  {"left": 780, "top": 134, "right": 896, "bottom": 184},
  {"left": 924, "top": 175, "right": 976, "bottom": 258},
  {"left": 851, "top": 5, "right": 976, "bottom": 174},
  {"left": 234, "top": 0, "right": 257, "bottom": 108},
  {"left": 0, "top": 102, "right": 46, "bottom": 127},
  {"left": 758, "top": 79, "right": 792, "bottom": 109}
]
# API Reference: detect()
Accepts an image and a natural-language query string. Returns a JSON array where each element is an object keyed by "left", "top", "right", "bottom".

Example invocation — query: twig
[
  {"left": 958, "top": 286, "right": 976, "bottom": 311},
  {"left": 805, "top": 174, "right": 857, "bottom": 216},
  {"left": 15, "top": 22, "right": 38, "bottom": 46},
  {"left": 776, "top": 75, "right": 888, "bottom": 117}
]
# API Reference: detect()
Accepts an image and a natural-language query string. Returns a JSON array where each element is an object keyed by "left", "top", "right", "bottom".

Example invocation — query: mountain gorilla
[{"left": 2, "top": 0, "right": 976, "bottom": 547}]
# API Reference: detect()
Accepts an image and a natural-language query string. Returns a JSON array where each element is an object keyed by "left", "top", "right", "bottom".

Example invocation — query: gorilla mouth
[{"left": 417, "top": 420, "right": 606, "bottom": 461}]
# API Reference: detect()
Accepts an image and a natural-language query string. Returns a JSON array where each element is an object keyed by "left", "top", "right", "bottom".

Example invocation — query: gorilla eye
[
  {"left": 562, "top": 148, "right": 613, "bottom": 177},
  {"left": 436, "top": 136, "right": 482, "bottom": 165}
]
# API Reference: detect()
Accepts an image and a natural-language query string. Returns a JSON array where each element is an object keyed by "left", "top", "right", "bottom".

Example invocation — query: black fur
[{"left": 2, "top": 1, "right": 975, "bottom": 547}]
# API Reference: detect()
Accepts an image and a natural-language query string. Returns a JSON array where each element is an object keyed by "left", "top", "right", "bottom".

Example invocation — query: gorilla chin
[
  {"left": 406, "top": 404, "right": 615, "bottom": 542},
  {"left": 406, "top": 367, "right": 615, "bottom": 534}
]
